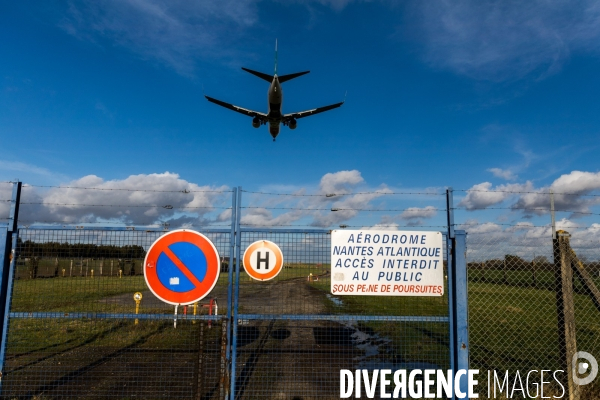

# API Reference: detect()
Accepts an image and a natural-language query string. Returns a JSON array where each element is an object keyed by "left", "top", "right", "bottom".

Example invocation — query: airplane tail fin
[
  {"left": 242, "top": 40, "right": 310, "bottom": 83},
  {"left": 241, "top": 67, "right": 273, "bottom": 82}
]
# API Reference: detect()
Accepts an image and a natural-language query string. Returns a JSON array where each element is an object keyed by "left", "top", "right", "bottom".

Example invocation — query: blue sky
[{"left": 1, "top": 0, "right": 600, "bottom": 245}]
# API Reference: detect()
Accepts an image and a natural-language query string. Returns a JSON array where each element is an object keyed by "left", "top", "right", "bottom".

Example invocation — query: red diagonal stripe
[{"left": 163, "top": 247, "right": 203, "bottom": 288}]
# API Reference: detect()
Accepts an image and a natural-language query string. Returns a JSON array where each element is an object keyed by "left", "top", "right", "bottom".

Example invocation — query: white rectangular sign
[{"left": 330, "top": 230, "right": 444, "bottom": 296}]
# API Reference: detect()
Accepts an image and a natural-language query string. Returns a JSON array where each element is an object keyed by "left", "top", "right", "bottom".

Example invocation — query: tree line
[{"left": 17, "top": 239, "right": 146, "bottom": 259}]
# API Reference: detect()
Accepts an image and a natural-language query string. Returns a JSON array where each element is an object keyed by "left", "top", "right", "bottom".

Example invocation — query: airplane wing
[
  {"left": 205, "top": 95, "right": 267, "bottom": 120},
  {"left": 283, "top": 101, "right": 344, "bottom": 121}
]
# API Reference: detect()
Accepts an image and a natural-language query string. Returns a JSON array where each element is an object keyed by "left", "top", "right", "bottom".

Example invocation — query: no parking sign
[{"left": 144, "top": 230, "right": 220, "bottom": 305}]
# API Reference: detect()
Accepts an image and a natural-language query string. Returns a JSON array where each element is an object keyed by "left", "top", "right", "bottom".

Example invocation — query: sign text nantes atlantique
[{"left": 331, "top": 230, "right": 444, "bottom": 296}]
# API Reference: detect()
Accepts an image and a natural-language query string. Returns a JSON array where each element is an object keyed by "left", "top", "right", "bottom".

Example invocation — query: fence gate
[
  {"left": 226, "top": 188, "right": 468, "bottom": 400},
  {"left": 0, "top": 185, "right": 468, "bottom": 399}
]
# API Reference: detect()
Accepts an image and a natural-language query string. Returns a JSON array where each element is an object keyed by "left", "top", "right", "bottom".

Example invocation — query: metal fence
[
  {"left": 1, "top": 227, "right": 233, "bottom": 399},
  {"left": 0, "top": 182, "right": 470, "bottom": 399},
  {"left": 460, "top": 189, "right": 600, "bottom": 400}
]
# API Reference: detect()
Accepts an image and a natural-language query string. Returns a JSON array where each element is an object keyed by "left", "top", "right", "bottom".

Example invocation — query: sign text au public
[{"left": 331, "top": 230, "right": 444, "bottom": 296}]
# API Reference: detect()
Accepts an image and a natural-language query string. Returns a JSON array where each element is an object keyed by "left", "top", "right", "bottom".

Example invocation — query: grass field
[{"left": 5, "top": 263, "right": 600, "bottom": 398}]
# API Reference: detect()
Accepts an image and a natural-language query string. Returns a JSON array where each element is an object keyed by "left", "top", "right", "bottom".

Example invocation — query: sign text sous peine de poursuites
[{"left": 330, "top": 230, "right": 444, "bottom": 296}]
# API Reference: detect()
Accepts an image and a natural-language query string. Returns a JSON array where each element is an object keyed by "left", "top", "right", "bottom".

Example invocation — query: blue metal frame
[
  {"left": 0, "top": 182, "right": 21, "bottom": 390},
  {"left": 446, "top": 188, "right": 457, "bottom": 398},
  {"left": 230, "top": 187, "right": 242, "bottom": 400},
  {"left": 0, "top": 183, "right": 469, "bottom": 399},
  {"left": 452, "top": 230, "right": 469, "bottom": 396},
  {"left": 9, "top": 312, "right": 226, "bottom": 321},
  {"left": 445, "top": 189, "right": 470, "bottom": 399},
  {"left": 224, "top": 187, "right": 237, "bottom": 398},
  {"left": 234, "top": 314, "right": 449, "bottom": 322}
]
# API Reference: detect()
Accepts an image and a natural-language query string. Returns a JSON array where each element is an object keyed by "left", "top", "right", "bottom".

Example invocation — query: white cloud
[
  {"left": 488, "top": 168, "right": 518, "bottom": 181},
  {"left": 513, "top": 171, "right": 600, "bottom": 216},
  {"left": 318, "top": 170, "right": 364, "bottom": 195},
  {"left": 460, "top": 171, "right": 600, "bottom": 217},
  {"left": 409, "top": 0, "right": 600, "bottom": 80},
  {"left": 399, "top": 206, "right": 437, "bottom": 220},
  {"left": 61, "top": 0, "right": 259, "bottom": 76},
  {"left": 360, "top": 223, "right": 400, "bottom": 230},
  {"left": 59, "top": 0, "right": 362, "bottom": 77},
  {"left": 238, "top": 170, "right": 393, "bottom": 228},
  {"left": 458, "top": 181, "right": 533, "bottom": 210},
  {"left": 311, "top": 190, "right": 391, "bottom": 227},
  {"left": 0, "top": 160, "right": 69, "bottom": 182},
  {"left": 18, "top": 172, "right": 230, "bottom": 226},
  {"left": 241, "top": 207, "right": 306, "bottom": 227},
  {"left": 395, "top": 205, "right": 438, "bottom": 227},
  {"left": 463, "top": 217, "right": 600, "bottom": 261}
]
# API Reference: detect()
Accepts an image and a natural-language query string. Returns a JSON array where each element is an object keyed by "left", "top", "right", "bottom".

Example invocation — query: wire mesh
[
  {"left": 1, "top": 185, "right": 456, "bottom": 399},
  {"left": 466, "top": 226, "right": 600, "bottom": 399},
  {"left": 1, "top": 228, "right": 231, "bottom": 399},
  {"left": 233, "top": 230, "right": 450, "bottom": 400}
]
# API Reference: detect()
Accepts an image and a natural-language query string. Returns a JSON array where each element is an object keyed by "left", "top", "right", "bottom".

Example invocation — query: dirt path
[
  {"left": 6, "top": 277, "right": 395, "bottom": 399},
  {"left": 233, "top": 279, "right": 357, "bottom": 399}
]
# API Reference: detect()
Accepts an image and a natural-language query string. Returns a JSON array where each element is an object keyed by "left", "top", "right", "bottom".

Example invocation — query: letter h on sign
[{"left": 256, "top": 251, "right": 270, "bottom": 270}]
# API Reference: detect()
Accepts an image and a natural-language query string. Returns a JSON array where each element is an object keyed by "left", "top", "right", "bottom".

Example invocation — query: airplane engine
[
  {"left": 252, "top": 117, "right": 260, "bottom": 128},
  {"left": 288, "top": 119, "right": 297, "bottom": 130}
]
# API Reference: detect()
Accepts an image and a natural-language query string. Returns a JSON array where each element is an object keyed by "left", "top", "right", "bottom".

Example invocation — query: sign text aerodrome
[{"left": 331, "top": 230, "right": 444, "bottom": 296}]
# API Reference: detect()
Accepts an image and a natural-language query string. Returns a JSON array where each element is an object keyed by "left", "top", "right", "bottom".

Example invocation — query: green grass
[
  {"left": 9, "top": 263, "right": 600, "bottom": 398},
  {"left": 235, "top": 264, "right": 328, "bottom": 284},
  {"left": 10, "top": 275, "right": 231, "bottom": 314},
  {"left": 468, "top": 268, "right": 600, "bottom": 293},
  {"left": 11, "top": 276, "right": 149, "bottom": 312},
  {"left": 469, "top": 280, "right": 600, "bottom": 371}
]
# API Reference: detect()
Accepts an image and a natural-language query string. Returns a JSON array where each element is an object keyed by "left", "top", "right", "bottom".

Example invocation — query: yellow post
[
  {"left": 62, "top": 268, "right": 66, "bottom": 277},
  {"left": 119, "top": 269, "right": 123, "bottom": 278},
  {"left": 193, "top": 302, "right": 198, "bottom": 324},
  {"left": 90, "top": 269, "right": 94, "bottom": 278},
  {"left": 133, "top": 292, "right": 142, "bottom": 325}
]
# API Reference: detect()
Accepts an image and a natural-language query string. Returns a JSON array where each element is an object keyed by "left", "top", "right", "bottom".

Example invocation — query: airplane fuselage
[
  {"left": 267, "top": 75, "right": 282, "bottom": 138},
  {"left": 204, "top": 51, "right": 343, "bottom": 141}
]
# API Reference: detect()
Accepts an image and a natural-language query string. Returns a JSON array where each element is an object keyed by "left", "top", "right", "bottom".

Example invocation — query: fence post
[
  {"left": 0, "top": 181, "right": 21, "bottom": 387},
  {"left": 447, "top": 189, "right": 470, "bottom": 398},
  {"left": 451, "top": 230, "right": 469, "bottom": 398},
  {"left": 446, "top": 188, "right": 456, "bottom": 395},
  {"left": 553, "top": 231, "right": 579, "bottom": 400},
  {"left": 221, "top": 187, "right": 237, "bottom": 400},
  {"left": 230, "top": 187, "right": 242, "bottom": 400}
]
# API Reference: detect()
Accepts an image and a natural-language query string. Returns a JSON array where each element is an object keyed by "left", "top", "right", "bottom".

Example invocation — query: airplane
[{"left": 204, "top": 41, "right": 344, "bottom": 141}]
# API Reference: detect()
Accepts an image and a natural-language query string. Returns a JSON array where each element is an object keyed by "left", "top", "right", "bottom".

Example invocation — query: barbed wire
[
  {"left": 17, "top": 219, "right": 232, "bottom": 227},
  {"left": 453, "top": 206, "right": 600, "bottom": 216},
  {"left": 19, "top": 202, "right": 231, "bottom": 210},
  {"left": 241, "top": 190, "right": 445, "bottom": 197},
  {"left": 456, "top": 222, "right": 598, "bottom": 229},
  {"left": 455, "top": 189, "right": 600, "bottom": 197},
  {"left": 242, "top": 206, "right": 444, "bottom": 212},
  {"left": 20, "top": 185, "right": 232, "bottom": 193},
  {"left": 240, "top": 223, "right": 448, "bottom": 228}
]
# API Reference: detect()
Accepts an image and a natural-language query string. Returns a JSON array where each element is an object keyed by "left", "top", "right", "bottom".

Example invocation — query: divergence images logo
[{"left": 573, "top": 351, "right": 598, "bottom": 386}]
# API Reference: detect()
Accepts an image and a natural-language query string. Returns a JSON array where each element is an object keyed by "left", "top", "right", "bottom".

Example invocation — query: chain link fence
[
  {"left": 7, "top": 180, "right": 600, "bottom": 398},
  {"left": 460, "top": 188, "right": 600, "bottom": 399},
  {"left": 1, "top": 228, "right": 232, "bottom": 399},
  {"left": 230, "top": 189, "right": 452, "bottom": 399}
]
